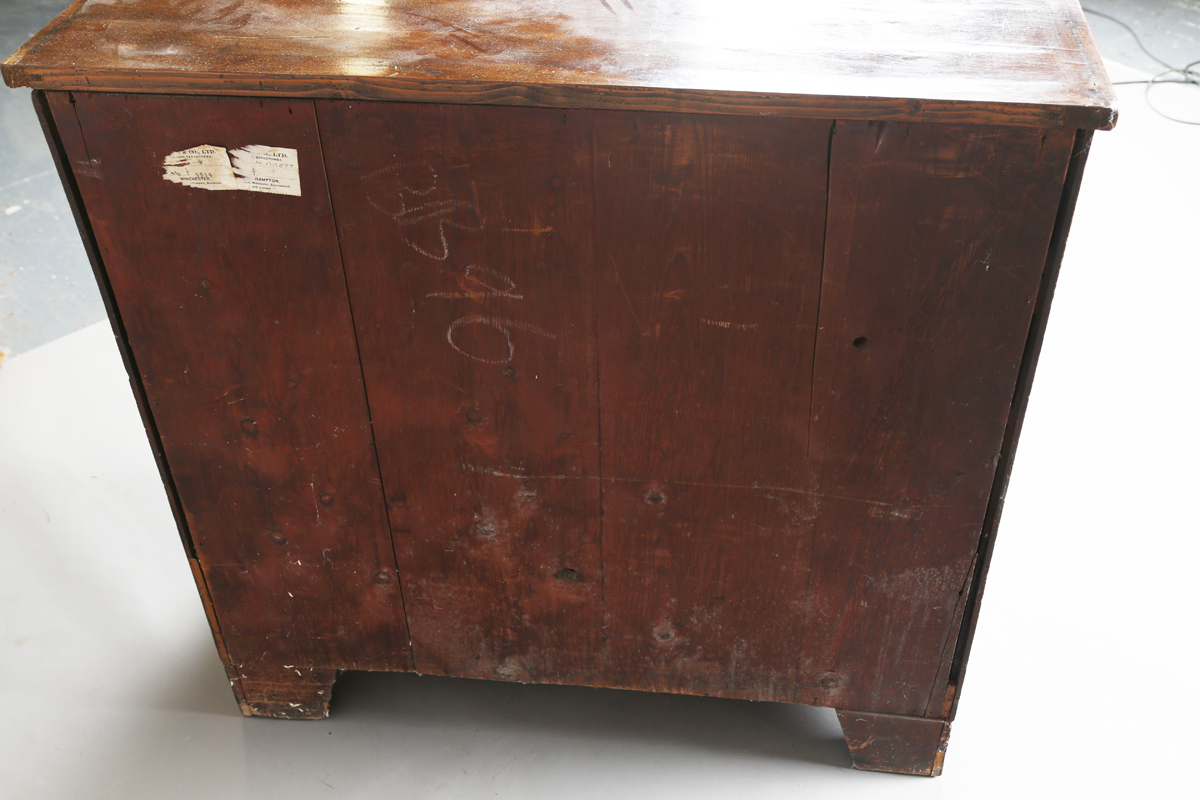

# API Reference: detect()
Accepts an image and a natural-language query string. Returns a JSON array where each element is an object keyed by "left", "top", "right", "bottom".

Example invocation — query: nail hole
[
  {"left": 268, "top": 531, "right": 287, "bottom": 546},
  {"left": 465, "top": 407, "right": 484, "bottom": 424},
  {"left": 654, "top": 628, "right": 674, "bottom": 641},
  {"left": 240, "top": 419, "right": 259, "bottom": 436},
  {"left": 820, "top": 673, "right": 842, "bottom": 689},
  {"left": 554, "top": 568, "right": 580, "bottom": 582},
  {"left": 644, "top": 489, "right": 666, "bottom": 506},
  {"left": 953, "top": 469, "right": 965, "bottom": 477},
  {"left": 319, "top": 493, "right": 335, "bottom": 506},
  {"left": 550, "top": 176, "right": 565, "bottom": 188},
  {"left": 852, "top": 336, "right": 870, "bottom": 350},
  {"left": 558, "top": 431, "right": 572, "bottom": 441},
  {"left": 474, "top": 519, "right": 497, "bottom": 539},
  {"left": 285, "top": 379, "right": 298, "bottom": 389},
  {"left": 200, "top": 279, "right": 212, "bottom": 289},
  {"left": 373, "top": 571, "right": 391, "bottom": 585},
  {"left": 501, "top": 366, "right": 517, "bottom": 378}
]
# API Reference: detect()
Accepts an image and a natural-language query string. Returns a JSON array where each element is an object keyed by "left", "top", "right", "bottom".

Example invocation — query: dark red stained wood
[
  {"left": 231, "top": 664, "right": 339, "bottom": 720},
  {"left": 837, "top": 710, "right": 951, "bottom": 776},
  {"left": 317, "top": 101, "right": 604, "bottom": 683},
  {"left": 592, "top": 111, "right": 832, "bottom": 701},
  {"left": 47, "top": 91, "right": 411, "bottom": 673},
  {"left": 32, "top": 89, "right": 196, "bottom": 558},
  {"left": 947, "top": 128, "right": 1097, "bottom": 719},
  {"left": 806, "top": 121, "right": 1075, "bottom": 716},
  {"left": 3, "top": 0, "right": 1116, "bottom": 130}
]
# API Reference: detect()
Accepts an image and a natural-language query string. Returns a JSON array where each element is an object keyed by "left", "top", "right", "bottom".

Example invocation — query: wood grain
[
  {"left": 47, "top": 91, "right": 412, "bottom": 674},
  {"left": 593, "top": 111, "right": 831, "bottom": 702},
  {"left": 34, "top": 81, "right": 1098, "bottom": 773},
  {"left": 317, "top": 100, "right": 604, "bottom": 684},
  {"left": 807, "top": 120, "right": 1075, "bottom": 716},
  {"left": 5, "top": 0, "right": 1115, "bottom": 130},
  {"left": 837, "top": 710, "right": 951, "bottom": 776},
  {"left": 946, "top": 128, "right": 1097, "bottom": 718},
  {"left": 32, "top": 89, "right": 196, "bottom": 557}
]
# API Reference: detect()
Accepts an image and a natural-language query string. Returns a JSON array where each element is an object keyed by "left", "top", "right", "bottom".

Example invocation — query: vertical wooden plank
[
  {"left": 593, "top": 111, "right": 831, "bottom": 700},
  {"left": 317, "top": 101, "right": 603, "bottom": 683},
  {"left": 808, "top": 121, "right": 1074, "bottom": 715},
  {"left": 49, "top": 91, "right": 411, "bottom": 673},
  {"left": 946, "top": 128, "right": 1097, "bottom": 719},
  {"left": 33, "top": 90, "right": 194, "bottom": 558}
]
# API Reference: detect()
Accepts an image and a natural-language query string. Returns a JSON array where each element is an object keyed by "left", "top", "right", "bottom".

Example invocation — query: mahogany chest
[{"left": 4, "top": 0, "right": 1114, "bottom": 776}]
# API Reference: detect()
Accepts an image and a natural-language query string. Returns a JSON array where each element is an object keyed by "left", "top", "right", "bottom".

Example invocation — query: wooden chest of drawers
[{"left": 4, "top": 0, "right": 1114, "bottom": 776}]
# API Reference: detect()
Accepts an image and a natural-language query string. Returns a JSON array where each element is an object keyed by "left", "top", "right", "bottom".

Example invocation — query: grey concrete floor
[
  {"left": 1, "top": 0, "right": 106, "bottom": 357},
  {"left": 1085, "top": 0, "right": 1200, "bottom": 75}
]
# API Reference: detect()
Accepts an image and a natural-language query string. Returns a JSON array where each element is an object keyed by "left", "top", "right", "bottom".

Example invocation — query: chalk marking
[{"left": 447, "top": 315, "right": 556, "bottom": 364}]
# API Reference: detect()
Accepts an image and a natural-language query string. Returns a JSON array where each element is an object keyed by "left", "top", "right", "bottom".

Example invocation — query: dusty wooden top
[{"left": 4, "top": 0, "right": 1116, "bottom": 129}]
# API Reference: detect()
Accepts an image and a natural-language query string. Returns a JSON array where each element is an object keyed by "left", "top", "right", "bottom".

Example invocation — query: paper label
[
  {"left": 162, "top": 145, "right": 301, "bottom": 196},
  {"left": 228, "top": 145, "right": 302, "bottom": 196},
  {"left": 162, "top": 145, "right": 238, "bottom": 191}
]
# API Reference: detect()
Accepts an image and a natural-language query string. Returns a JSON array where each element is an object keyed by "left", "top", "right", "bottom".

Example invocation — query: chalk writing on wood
[{"left": 363, "top": 160, "right": 482, "bottom": 260}]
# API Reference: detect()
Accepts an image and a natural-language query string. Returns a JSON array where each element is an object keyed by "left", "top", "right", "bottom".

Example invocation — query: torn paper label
[
  {"left": 162, "top": 145, "right": 238, "bottom": 191},
  {"left": 228, "top": 145, "right": 301, "bottom": 196},
  {"left": 162, "top": 145, "right": 301, "bottom": 196}
]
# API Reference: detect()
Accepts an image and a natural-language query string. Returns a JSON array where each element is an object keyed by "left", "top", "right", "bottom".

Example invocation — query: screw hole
[{"left": 852, "top": 336, "right": 870, "bottom": 351}]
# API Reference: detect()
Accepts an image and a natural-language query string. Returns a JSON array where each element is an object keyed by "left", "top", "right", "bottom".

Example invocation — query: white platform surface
[{"left": 1, "top": 61, "right": 1197, "bottom": 798}]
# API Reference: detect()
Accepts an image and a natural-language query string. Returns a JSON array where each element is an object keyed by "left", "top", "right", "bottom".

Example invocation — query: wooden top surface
[{"left": 4, "top": 0, "right": 1116, "bottom": 129}]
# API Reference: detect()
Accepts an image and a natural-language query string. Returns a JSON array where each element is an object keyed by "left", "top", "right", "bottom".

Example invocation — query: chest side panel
[
  {"left": 49, "top": 91, "right": 411, "bottom": 672},
  {"left": 805, "top": 121, "right": 1074, "bottom": 715},
  {"left": 317, "top": 101, "right": 604, "bottom": 684}
]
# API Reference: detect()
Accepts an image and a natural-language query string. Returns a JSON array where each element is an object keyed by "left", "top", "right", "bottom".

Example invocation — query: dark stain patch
[
  {"left": 819, "top": 671, "right": 843, "bottom": 689},
  {"left": 473, "top": 516, "right": 498, "bottom": 540}
]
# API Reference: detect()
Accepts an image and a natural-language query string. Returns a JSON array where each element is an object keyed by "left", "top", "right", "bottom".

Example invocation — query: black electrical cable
[{"left": 1082, "top": 6, "right": 1200, "bottom": 125}]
